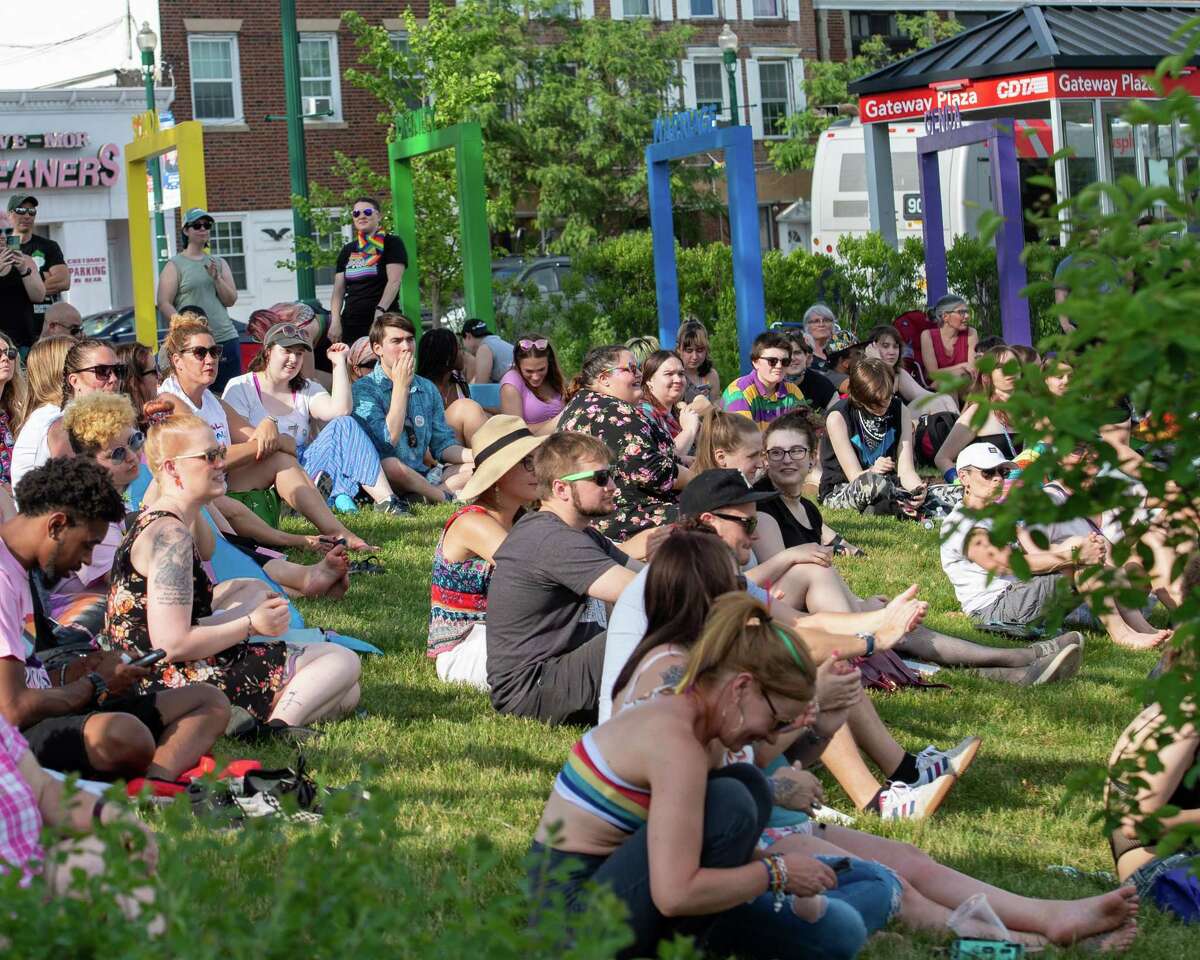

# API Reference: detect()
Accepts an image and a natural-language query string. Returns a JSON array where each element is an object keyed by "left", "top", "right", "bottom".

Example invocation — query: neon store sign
[{"left": 0, "top": 131, "right": 121, "bottom": 190}]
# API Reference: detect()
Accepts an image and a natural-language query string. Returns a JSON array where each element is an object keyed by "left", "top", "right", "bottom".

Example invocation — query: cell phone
[
  {"left": 950, "top": 940, "right": 1024, "bottom": 960},
  {"left": 128, "top": 649, "right": 167, "bottom": 668},
  {"left": 5, "top": 234, "right": 20, "bottom": 250},
  {"left": 828, "top": 857, "right": 852, "bottom": 874}
]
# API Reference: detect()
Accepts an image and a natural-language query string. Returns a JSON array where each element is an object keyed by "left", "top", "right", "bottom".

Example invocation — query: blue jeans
[
  {"left": 527, "top": 764, "right": 896, "bottom": 959},
  {"left": 212, "top": 336, "right": 242, "bottom": 395}
]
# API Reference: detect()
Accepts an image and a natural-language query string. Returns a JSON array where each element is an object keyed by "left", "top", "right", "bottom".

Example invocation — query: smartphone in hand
[{"left": 128, "top": 649, "right": 167, "bottom": 668}]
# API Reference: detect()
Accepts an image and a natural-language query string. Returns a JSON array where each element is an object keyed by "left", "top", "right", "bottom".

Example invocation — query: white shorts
[{"left": 435, "top": 623, "right": 489, "bottom": 690}]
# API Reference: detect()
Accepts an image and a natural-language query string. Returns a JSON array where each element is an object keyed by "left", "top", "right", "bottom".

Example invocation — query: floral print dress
[
  {"left": 559, "top": 389, "right": 679, "bottom": 541},
  {"left": 102, "top": 510, "right": 294, "bottom": 722},
  {"left": 0, "top": 411, "right": 13, "bottom": 487}
]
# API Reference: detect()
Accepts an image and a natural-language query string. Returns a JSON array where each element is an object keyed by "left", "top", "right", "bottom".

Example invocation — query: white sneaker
[
  {"left": 911, "top": 736, "right": 982, "bottom": 785},
  {"left": 878, "top": 772, "right": 956, "bottom": 820},
  {"left": 811, "top": 804, "right": 856, "bottom": 826}
]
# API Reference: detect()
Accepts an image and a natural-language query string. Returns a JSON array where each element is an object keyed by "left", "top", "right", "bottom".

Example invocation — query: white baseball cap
[{"left": 956, "top": 442, "right": 1016, "bottom": 474}]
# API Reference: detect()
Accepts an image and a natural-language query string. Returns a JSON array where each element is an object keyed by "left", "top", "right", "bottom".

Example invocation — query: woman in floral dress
[
  {"left": 558, "top": 345, "right": 692, "bottom": 542},
  {"left": 101, "top": 402, "right": 362, "bottom": 730}
]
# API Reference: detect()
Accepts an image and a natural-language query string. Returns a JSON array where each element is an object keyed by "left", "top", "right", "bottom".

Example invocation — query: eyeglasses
[
  {"left": 11, "top": 207, "right": 35, "bottom": 216},
  {"left": 946, "top": 308, "right": 971, "bottom": 317},
  {"left": 173, "top": 444, "right": 227, "bottom": 465},
  {"left": 74, "top": 363, "right": 128, "bottom": 382},
  {"left": 759, "top": 685, "right": 794, "bottom": 736},
  {"left": 183, "top": 346, "right": 222, "bottom": 361},
  {"left": 767, "top": 445, "right": 808, "bottom": 463},
  {"left": 103, "top": 431, "right": 145, "bottom": 464},
  {"left": 404, "top": 424, "right": 418, "bottom": 448},
  {"left": 974, "top": 466, "right": 1006, "bottom": 481},
  {"left": 351, "top": 207, "right": 376, "bottom": 218},
  {"left": 756, "top": 355, "right": 790, "bottom": 369},
  {"left": 710, "top": 511, "right": 758, "bottom": 534},
  {"left": 560, "top": 468, "right": 613, "bottom": 487},
  {"left": 518, "top": 338, "right": 549, "bottom": 351},
  {"left": 0, "top": 348, "right": 17, "bottom": 361},
  {"left": 606, "top": 362, "right": 640, "bottom": 377},
  {"left": 189, "top": 220, "right": 214, "bottom": 231}
]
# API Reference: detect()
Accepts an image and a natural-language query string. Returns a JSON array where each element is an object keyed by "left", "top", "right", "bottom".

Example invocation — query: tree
[{"left": 768, "top": 13, "right": 963, "bottom": 173}]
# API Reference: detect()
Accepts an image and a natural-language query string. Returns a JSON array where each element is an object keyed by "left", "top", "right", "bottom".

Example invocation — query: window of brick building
[
  {"left": 187, "top": 35, "right": 243, "bottom": 123},
  {"left": 691, "top": 0, "right": 717, "bottom": 16},
  {"left": 694, "top": 61, "right": 724, "bottom": 115},
  {"left": 210, "top": 221, "right": 247, "bottom": 290},
  {"left": 299, "top": 35, "right": 342, "bottom": 122},
  {"left": 758, "top": 61, "right": 792, "bottom": 137},
  {"left": 623, "top": 0, "right": 651, "bottom": 17},
  {"left": 388, "top": 32, "right": 428, "bottom": 109},
  {"left": 753, "top": 0, "right": 782, "bottom": 18}
]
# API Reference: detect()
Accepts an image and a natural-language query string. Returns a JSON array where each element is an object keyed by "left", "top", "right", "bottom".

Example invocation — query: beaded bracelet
[{"left": 762, "top": 853, "right": 789, "bottom": 912}]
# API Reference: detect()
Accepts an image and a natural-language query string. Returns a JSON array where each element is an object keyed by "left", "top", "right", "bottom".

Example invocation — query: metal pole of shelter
[
  {"left": 280, "top": 0, "right": 316, "bottom": 303},
  {"left": 864, "top": 122, "right": 898, "bottom": 249},
  {"left": 140, "top": 50, "right": 168, "bottom": 275}
]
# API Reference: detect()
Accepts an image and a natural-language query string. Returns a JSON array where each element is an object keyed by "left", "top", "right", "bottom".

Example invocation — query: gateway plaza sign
[
  {"left": 859, "top": 68, "right": 1200, "bottom": 123},
  {"left": 0, "top": 130, "right": 121, "bottom": 190}
]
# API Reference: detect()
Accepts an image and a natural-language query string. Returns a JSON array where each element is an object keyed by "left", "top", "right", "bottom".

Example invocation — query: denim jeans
[
  {"left": 212, "top": 336, "right": 242, "bottom": 395},
  {"left": 528, "top": 763, "right": 897, "bottom": 959}
]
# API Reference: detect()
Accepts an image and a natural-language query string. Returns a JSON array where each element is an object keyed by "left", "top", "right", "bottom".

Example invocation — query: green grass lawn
[{"left": 172, "top": 504, "right": 1193, "bottom": 957}]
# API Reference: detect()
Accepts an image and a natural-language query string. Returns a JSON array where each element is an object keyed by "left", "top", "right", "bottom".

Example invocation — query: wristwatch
[
  {"left": 856, "top": 632, "right": 877, "bottom": 657},
  {"left": 18, "top": 268, "right": 31, "bottom": 278},
  {"left": 85, "top": 671, "right": 110, "bottom": 707}
]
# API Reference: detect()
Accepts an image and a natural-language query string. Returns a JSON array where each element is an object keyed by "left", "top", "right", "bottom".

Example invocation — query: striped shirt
[
  {"left": 553, "top": 729, "right": 651, "bottom": 833},
  {"left": 721, "top": 371, "right": 807, "bottom": 430}
]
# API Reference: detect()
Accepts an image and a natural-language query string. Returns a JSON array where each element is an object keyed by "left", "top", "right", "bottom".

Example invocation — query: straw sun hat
[{"left": 457, "top": 415, "right": 546, "bottom": 502}]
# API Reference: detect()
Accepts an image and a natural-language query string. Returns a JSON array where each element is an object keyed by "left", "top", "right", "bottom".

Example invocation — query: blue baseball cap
[{"left": 183, "top": 207, "right": 213, "bottom": 227}]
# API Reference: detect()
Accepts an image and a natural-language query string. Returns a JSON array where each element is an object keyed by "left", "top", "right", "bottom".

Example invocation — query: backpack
[{"left": 914, "top": 411, "right": 958, "bottom": 467}]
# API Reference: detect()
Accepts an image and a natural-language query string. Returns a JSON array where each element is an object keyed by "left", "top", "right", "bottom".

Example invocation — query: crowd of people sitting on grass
[{"left": 0, "top": 283, "right": 1194, "bottom": 956}]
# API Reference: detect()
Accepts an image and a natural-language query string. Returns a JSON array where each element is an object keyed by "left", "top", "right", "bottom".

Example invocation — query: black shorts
[{"left": 23, "top": 692, "right": 166, "bottom": 781}]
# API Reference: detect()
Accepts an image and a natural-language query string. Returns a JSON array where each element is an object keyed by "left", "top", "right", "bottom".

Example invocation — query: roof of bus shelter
[{"left": 849, "top": 2, "right": 1200, "bottom": 98}]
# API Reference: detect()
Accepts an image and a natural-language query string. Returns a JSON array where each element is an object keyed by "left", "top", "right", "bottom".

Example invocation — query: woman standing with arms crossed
[
  {"left": 155, "top": 209, "right": 241, "bottom": 392},
  {"left": 328, "top": 198, "right": 406, "bottom": 345}
]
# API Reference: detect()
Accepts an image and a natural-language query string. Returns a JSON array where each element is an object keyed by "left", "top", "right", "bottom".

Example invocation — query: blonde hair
[
  {"left": 0, "top": 334, "right": 29, "bottom": 434},
  {"left": 25, "top": 336, "right": 73, "bottom": 409},
  {"left": 142, "top": 399, "right": 210, "bottom": 477},
  {"left": 675, "top": 592, "right": 815, "bottom": 702},
  {"left": 63, "top": 393, "right": 136, "bottom": 456},
  {"left": 694, "top": 409, "right": 761, "bottom": 472},
  {"left": 162, "top": 313, "right": 214, "bottom": 378}
]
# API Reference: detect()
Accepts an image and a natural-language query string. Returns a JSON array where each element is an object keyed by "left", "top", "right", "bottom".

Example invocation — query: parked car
[
  {"left": 81, "top": 308, "right": 258, "bottom": 369},
  {"left": 495, "top": 256, "right": 592, "bottom": 331}
]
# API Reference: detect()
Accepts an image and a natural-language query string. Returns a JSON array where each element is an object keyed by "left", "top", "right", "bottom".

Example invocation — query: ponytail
[{"left": 694, "top": 408, "right": 761, "bottom": 473}]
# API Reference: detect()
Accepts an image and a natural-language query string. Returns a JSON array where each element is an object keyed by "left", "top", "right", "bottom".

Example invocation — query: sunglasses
[
  {"left": 767, "top": 445, "right": 808, "bottom": 463},
  {"left": 74, "top": 363, "right": 128, "bottom": 381},
  {"left": 711, "top": 511, "right": 758, "bottom": 535},
  {"left": 0, "top": 347, "right": 16, "bottom": 361},
  {"left": 184, "top": 346, "right": 223, "bottom": 361},
  {"left": 11, "top": 206, "right": 35, "bottom": 216},
  {"left": 757, "top": 355, "right": 790, "bottom": 369},
  {"left": 267, "top": 323, "right": 305, "bottom": 345},
  {"left": 351, "top": 207, "right": 376, "bottom": 218},
  {"left": 404, "top": 424, "right": 418, "bottom": 448},
  {"left": 355, "top": 357, "right": 378, "bottom": 371},
  {"left": 57, "top": 325, "right": 83, "bottom": 337},
  {"left": 974, "top": 466, "right": 1007, "bottom": 481},
  {"left": 141, "top": 367, "right": 159, "bottom": 378},
  {"left": 606, "top": 362, "right": 640, "bottom": 377},
  {"left": 189, "top": 220, "right": 214, "bottom": 231},
  {"left": 759, "top": 685, "right": 794, "bottom": 736},
  {"left": 104, "top": 431, "right": 146, "bottom": 464},
  {"left": 560, "top": 468, "right": 613, "bottom": 487},
  {"left": 173, "top": 444, "right": 227, "bottom": 465},
  {"left": 518, "top": 338, "right": 549, "bottom": 351}
]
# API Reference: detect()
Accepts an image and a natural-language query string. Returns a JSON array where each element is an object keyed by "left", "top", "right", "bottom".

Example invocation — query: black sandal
[{"left": 348, "top": 555, "right": 385, "bottom": 576}]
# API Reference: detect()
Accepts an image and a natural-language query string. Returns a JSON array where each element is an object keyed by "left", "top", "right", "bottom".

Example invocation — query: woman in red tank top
[{"left": 919, "top": 294, "right": 978, "bottom": 379}]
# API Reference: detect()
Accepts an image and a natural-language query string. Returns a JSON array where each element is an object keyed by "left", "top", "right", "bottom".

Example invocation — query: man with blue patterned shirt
[{"left": 351, "top": 313, "right": 473, "bottom": 503}]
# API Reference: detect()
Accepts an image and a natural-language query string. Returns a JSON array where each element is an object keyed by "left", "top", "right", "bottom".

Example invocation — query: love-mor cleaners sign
[{"left": 0, "top": 130, "right": 121, "bottom": 190}]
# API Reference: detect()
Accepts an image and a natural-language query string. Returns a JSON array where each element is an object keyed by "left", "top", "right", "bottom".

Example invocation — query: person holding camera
[{"left": 0, "top": 196, "right": 59, "bottom": 350}]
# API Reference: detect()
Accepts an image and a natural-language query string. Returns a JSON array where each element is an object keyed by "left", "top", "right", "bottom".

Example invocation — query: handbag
[
  {"left": 850, "top": 649, "right": 949, "bottom": 693},
  {"left": 223, "top": 487, "right": 282, "bottom": 529}
]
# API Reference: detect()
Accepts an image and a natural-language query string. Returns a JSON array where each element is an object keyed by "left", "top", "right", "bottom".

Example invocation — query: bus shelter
[{"left": 848, "top": 2, "right": 1200, "bottom": 251}]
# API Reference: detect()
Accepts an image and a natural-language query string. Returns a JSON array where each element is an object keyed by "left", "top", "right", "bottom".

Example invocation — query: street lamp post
[
  {"left": 718, "top": 24, "right": 740, "bottom": 126},
  {"left": 136, "top": 22, "right": 169, "bottom": 275}
]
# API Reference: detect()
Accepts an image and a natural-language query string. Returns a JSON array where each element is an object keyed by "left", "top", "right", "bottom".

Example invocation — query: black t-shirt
[
  {"left": 796, "top": 369, "right": 837, "bottom": 410},
  {"left": 335, "top": 234, "right": 408, "bottom": 339},
  {"left": 759, "top": 494, "right": 824, "bottom": 549},
  {"left": 819, "top": 396, "right": 903, "bottom": 499},
  {"left": 0, "top": 234, "right": 64, "bottom": 347}
]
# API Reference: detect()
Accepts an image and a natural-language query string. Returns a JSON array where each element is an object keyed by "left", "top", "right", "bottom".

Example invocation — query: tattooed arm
[
  {"left": 137, "top": 517, "right": 255, "bottom": 662},
  {"left": 768, "top": 765, "right": 824, "bottom": 813}
]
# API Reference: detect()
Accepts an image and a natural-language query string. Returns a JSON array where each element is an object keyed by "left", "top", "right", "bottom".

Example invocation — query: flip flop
[{"left": 348, "top": 555, "right": 385, "bottom": 576}]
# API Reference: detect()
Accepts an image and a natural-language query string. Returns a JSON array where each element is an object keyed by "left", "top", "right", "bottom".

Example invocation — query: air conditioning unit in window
[{"left": 303, "top": 96, "right": 333, "bottom": 118}]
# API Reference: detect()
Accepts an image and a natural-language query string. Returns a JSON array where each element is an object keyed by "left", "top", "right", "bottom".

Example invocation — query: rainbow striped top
[
  {"left": 553, "top": 730, "right": 651, "bottom": 833},
  {"left": 721, "top": 371, "right": 807, "bottom": 430}
]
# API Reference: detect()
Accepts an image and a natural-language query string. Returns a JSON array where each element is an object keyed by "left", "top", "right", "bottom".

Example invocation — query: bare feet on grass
[
  {"left": 301, "top": 545, "right": 350, "bottom": 598},
  {"left": 1044, "top": 886, "right": 1139, "bottom": 948},
  {"left": 1111, "top": 624, "right": 1171, "bottom": 651}
]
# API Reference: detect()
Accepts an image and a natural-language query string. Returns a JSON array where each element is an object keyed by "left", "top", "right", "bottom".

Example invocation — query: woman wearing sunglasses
[
  {"left": 100, "top": 405, "right": 362, "bottom": 736},
  {"left": 559, "top": 344, "right": 691, "bottom": 545},
  {"left": 329, "top": 197, "right": 407, "bottom": 345},
  {"left": 223, "top": 321, "right": 406, "bottom": 514},
  {"left": 346, "top": 336, "right": 377, "bottom": 383},
  {"left": 0, "top": 331, "right": 28, "bottom": 518},
  {"left": 155, "top": 208, "right": 242, "bottom": 393},
  {"left": 428, "top": 415, "right": 544, "bottom": 689},
  {"left": 10, "top": 337, "right": 123, "bottom": 490},
  {"left": 158, "top": 314, "right": 376, "bottom": 552},
  {"left": 499, "top": 334, "right": 565, "bottom": 436}
]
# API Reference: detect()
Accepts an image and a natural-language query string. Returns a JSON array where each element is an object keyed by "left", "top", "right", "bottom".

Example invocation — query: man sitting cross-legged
[
  {"left": 351, "top": 312, "right": 474, "bottom": 505},
  {"left": 486, "top": 431, "right": 640, "bottom": 725},
  {"left": 0, "top": 458, "right": 229, "bottom": 782},
  {"left": 941, "top": 442, "right": 1169, "bottom": 650}
]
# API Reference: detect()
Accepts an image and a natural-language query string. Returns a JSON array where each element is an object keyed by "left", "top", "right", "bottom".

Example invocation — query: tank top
[
  {"left": 10, "top": 403, "right": 61, "bottom": 490},
  {"left": 929, "top": 327, "right": 968, "bottom": 370},
  {"left": 482, "top": 335, "right": 514, "bottom": 382},
  {"left": 427, "top": 505, "right": 493, "bottom": 658},
  {"left": 1110, "top": 737, "right": 1200, "bottom": 865},
  {"left": 758, "top": 494, "right": 824, "bottom": 549},
  {"left": 682, "top": 375, "right": 712, "bottom": 404},
  {"left": 553, "top": 728, "right": 652, "bottom": 834},
  {"left": 976, "top": 429, "right": 1023, "bottom": 461},
  {"left": 819, "top": 396, "right": 903, "bottom": 499},
  {"left": 168, "top": 253, "right": 238, "bottom": 343},
  {"left": 159, "top": 377, "right": 231, "bottom": 446}
]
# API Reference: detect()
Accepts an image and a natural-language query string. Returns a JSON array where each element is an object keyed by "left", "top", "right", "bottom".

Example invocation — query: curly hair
[
  {"left": 63, "top": 393, "right": 137, "bottom": 457},
  {"left": 416, "top": 328, "right": 461, "bottom": 385},
  {"left": 14, "top": 456, "right": 125, "bottom": 523}
]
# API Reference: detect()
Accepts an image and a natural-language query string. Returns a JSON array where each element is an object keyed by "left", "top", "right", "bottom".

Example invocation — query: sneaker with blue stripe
[
  {"left": 910, "top": 736, "right": 982, "bottom": 785},
  {"left": 879, "top": 771, "right": 956, "bottom": 820}
]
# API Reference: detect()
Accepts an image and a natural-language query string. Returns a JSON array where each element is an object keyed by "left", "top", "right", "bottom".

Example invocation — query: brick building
[{"left": 157, "top": 0, "right": 1011, "bottom": 316}]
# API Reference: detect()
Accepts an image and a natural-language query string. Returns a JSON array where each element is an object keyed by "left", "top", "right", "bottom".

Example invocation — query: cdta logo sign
[{"left": 997, "top": 76, "right": 1050, "bottom": 100}]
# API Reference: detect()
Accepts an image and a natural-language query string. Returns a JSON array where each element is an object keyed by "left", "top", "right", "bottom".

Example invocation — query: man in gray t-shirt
[
  {"left": 486, "top": 433, "right": 638, "bottom": 724},
  {"left": 462, "top": 319, "right": 514, "bottom": 384}
]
